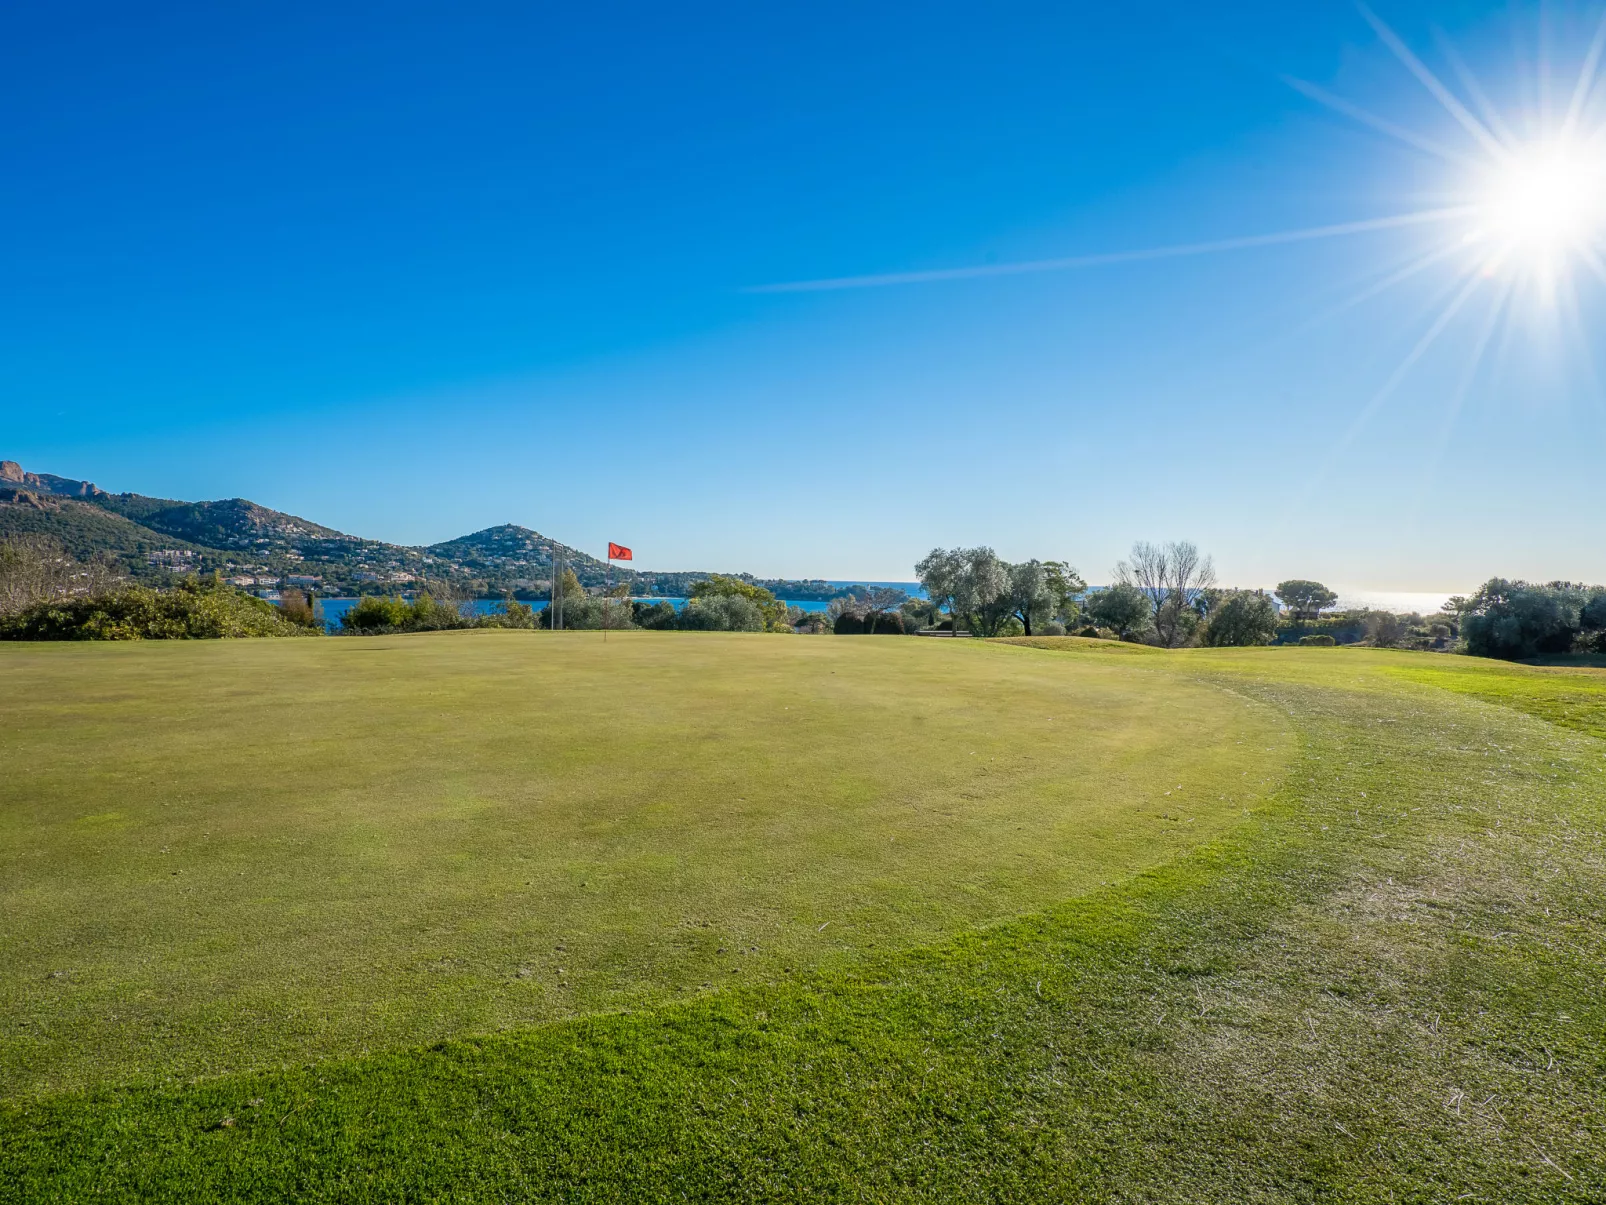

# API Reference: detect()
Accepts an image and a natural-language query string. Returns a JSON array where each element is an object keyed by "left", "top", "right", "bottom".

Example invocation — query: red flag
[{"left": 608, "top": 542, "right": 633, "bottom": 561}]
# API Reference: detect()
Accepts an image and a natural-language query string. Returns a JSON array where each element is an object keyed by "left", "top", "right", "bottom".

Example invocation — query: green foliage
[
  {"left": 1297, "top": 634, "right": 1337, "bottom": 647},
  {"left": 631, "top": 600, "right": 678, "bottom": 630},
  {"left": 1366, "top": 611, "right": 1408, "bottom": 648},
  {"left": 1274, "top": 579, "right": 1338, "bottom": 621},
  {"left": 1461, "top": 578, "right": 1603, "bottom": 660},
  {"left": 1200, "top": 590, "right": 1280, "bottom": 647},
  {"left": 274, "top": 589, "right": 321, "bottom": 629},
  {"left": 342, "top": 596, "right": 416, "bottom": 631},
  {"left": 1086, "top": 584, "right": 1153, "bottom": 641},
  {"left": 0, "top": 579, "right": 313, "bottom": 640},
  {"left": 480, "top": 600, "right": 537, "bottom": 630},
  {"left": 680, "top": 594, "right": 765, "bottom": 632},
  {"left": 690, "top": 575, "right": 787, "bottom": 631}
]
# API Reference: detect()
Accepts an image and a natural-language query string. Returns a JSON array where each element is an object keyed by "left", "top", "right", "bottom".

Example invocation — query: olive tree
[
  {"left": 1200, "top": 590, "right": 1280, "bottom": 646},
  {"left": 916, "top": 546, "right": 1007, "bottom": 635},
  {"left": 1086, "top": 583, "right": 1152, "bottom": 641}
]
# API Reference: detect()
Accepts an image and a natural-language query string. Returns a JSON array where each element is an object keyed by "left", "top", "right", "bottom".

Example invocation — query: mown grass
[
  {"left": 0, "top": 633, "right": 1284, "bottom": 1095},
  {"left": 3, "top": 637, "right": 1604, "bottom": 1201}
]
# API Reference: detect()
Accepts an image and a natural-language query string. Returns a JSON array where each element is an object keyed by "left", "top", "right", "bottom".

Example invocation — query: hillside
[
  {"left": 0, "top": 489, "right": 208, "bottom": 574},
  {"left": 0, "top": 459, "right": 851, "bottom": 597}
]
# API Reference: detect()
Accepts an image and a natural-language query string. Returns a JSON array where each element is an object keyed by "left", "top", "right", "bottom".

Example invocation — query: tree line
[{"left": 3, "top": 534, "right": 1603, "bottom": 661}]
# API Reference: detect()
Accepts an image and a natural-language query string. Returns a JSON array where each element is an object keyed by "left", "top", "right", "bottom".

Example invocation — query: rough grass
[{"left": 2, "top": 636, "right": 1603, "bottom": 1202}]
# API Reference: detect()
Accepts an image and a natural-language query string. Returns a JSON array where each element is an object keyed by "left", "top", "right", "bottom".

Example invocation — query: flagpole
[{"left": 604, "top": 549, "right": 610, "bottom": 644}]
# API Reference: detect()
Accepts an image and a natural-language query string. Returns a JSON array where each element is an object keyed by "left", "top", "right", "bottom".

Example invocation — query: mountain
[
  {"left": 0, "top": 461, "right": 105, "bottom": 498},
  {"left": 0, "top": 460, "right": 849, "bottom": 599}
]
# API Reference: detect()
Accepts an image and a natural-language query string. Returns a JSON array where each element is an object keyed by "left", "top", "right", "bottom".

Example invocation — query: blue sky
[{"left": 3, "top": 2, "right": 1603, "bottom": 588}]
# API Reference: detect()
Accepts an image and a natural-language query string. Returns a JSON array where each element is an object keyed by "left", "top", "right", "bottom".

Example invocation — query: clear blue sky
[{"left": 3, "top": 2, "right": 1602, "bottom": 588}]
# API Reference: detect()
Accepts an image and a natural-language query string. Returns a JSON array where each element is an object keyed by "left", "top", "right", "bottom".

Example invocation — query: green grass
[{"left": 2, "top": 634, "right": 1603, "bottom": 1201}]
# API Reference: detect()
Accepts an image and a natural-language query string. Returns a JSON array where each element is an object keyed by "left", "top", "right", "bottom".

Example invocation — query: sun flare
[{"left": 1475, "top": 141, "right": 1606, "bottom": 270}]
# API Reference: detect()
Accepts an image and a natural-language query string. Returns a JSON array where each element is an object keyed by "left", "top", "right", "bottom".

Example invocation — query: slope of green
[
  {"left": 1384, "top": 657, "right": 1606, "bottom": 740},
  {"left": 2, "top": 640, "right": 1603, "bottom": 1201}
]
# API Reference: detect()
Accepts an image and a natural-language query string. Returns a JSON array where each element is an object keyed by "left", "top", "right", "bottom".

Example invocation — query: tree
[
  {"left": 1367, "top": 611, "right": 1407, "bottom": 649},
  {"left": 1201, "top": 590, "right": 1280, "bottom": 647},
  {"left": 1043, "top": 561, "right": 1087, "bottom": 628},
  {"left": 1000, "top": 560, "right": 1052, "bottom": 637},
  {"left": 916, "top": 547, "right": 1008, "bottom": 635},
  {"left": 0, "top": 537, "right": 115, "bottom": 615},
  {"left": 858, "top": 587, "right": 909, "bottom": 632},
  {"left": 1461, "top": 579, "right": 1587, "bottom": 660},
  {"left": 679, "top": 593, "right": 764, "bottom": 631},
  {"left": 1115, "top": 540, "right": 1216, "bottom": 647},
  {"left": 690, "top": 575, "right": 787, "bottom": 631},
  {"left": 1275, "top": 579, "right": 1338, "bottom": 622},
  {"left": 1086, "top": 584, "right": 1152, "bottom": 641}
]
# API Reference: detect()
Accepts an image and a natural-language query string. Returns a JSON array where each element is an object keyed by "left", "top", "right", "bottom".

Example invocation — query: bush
[
  {"left": 832, "top": 611, "right": 864, "bottom": 635},
  {"left": 342, "top": 595, "right": 415, "bottom": 632},
  {"left": 1086, "top": 584, "right": 1153, "bottom": 641},
  {"left": 481, "top": 600, "right": 537, "bottom": 629},
  {"left": 276, "top": 589, "right": 321, "bottom": 629},
  {"left": 679, "top": 594, "right": 764, "bottom": 632},
  {"left": 632, "top": 600, "right": 678, "bottom": 630},
  {"left": 1, "top": 581, "right": 315, "bottom": 640},
  {"left": 1200, "top": 590, "right": 1279, "bottom": 647},
  {"left": 1076, "top": 626, "right": 1102, "bottom": 638},
  {"left": 1298, "top": 634, "right": 1337, "bottom": 647},
  {"left": 1461, "top": 579, "right": 1597, "bottom": 660},
  {"left": 1367, "top": 612, "right": 1408, "bottom": 648}
]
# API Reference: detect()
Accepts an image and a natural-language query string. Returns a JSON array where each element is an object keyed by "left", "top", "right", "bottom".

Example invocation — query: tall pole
[{"left": 604, "top": 550, "right": 611, "bottom": 643}]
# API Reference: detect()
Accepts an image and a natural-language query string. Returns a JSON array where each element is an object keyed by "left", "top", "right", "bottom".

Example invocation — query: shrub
[
  {"left": 342, "top": 595, "right": 414, "bottom": 631},
  {"left": 1461, "top": 579, "right": 1598, "bottom": 660},
  {"left": 1086, "top": 584, "right": 1153, "bottom": 641},
  {"left": 631, "top": 600, "right": 678, "bottom": 630},
  {"left": 481, "top": 600, "right": 537, "bottom": 629},
  {"left": 1200, "top": 590, "right": 1279, "bottom": 647},
  {"left": 1076, "top": 626, "right": 1102, "bottom": 638},
  {"left": 276, "top": 589, "right": 320, "bottom": 629},
  {"left": 679, "top": 594, "right": 764, "bottom": 632},
  {"left": 688, "top": 576, "right": 786, "bottom": 631},
  {"left": 1367, "top": 612, "right": 1408, "bottom": 648},
  {"left": 1298, "top": 634, "right": 1337, "bottom": 647},
  {"left": 832, "top": 612, "right": 864, "bottom": 635},
  {"left": 1, "top": 582, "right": 314, "bottom": 640}
]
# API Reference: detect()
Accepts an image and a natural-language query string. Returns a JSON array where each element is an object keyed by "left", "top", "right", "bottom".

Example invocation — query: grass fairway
[{"left": 3, "top": 635, "right": 1604, "bottom": 1201}]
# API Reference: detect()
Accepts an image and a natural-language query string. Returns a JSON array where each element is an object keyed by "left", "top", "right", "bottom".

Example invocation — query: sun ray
[
  {"left": 1356, "top": 2, "right": 1511, "bottom": 162},
  {"left": 1563, "top": 8, "right": 1606, "bottom": 138},
  {"left": 1412, "top": 278, "right": 1515, "bottom": 507},
  {"left": 1282, "top": 75, "right": 1478, "bottom": 166},
  {"left": 749, "top": 207, "right": 1475, "bottom": 293},
  {"left": 1319, "top": 263, "right": 1489, "bottom": 474},
  {"left": 1433, "top": 28, "right": 1521, "bottom": 149}
]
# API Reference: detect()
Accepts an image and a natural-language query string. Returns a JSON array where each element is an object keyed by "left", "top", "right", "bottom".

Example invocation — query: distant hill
[{"left": 0, "top": 460, "right": 858, "bottom": 599}]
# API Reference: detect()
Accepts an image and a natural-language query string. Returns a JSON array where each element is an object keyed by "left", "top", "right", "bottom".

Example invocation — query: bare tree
[
  {"left": 1115, "top": 540, "right": 1216, "bottom": 647},
  {"left": 0, "top": 537, "right": 116, "bottom": 616}
]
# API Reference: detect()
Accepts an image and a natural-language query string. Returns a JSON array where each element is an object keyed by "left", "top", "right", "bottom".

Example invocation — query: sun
[{"left": 1475, "top": 141, "right": 1606, "bottom": 270}]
